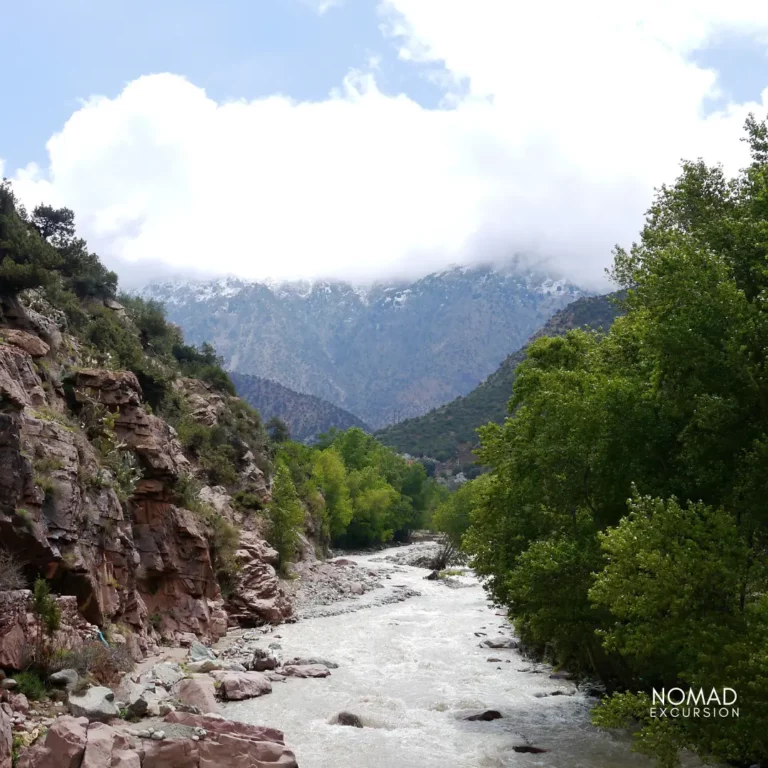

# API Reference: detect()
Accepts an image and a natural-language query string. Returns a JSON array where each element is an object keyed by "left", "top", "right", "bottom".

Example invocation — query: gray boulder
[
  {"left": 189, "top": 642, "right": 216, "bottom": 663},
  {"left": 479, "top": 637, "right": 518, "bottom": 649},
  {"left": 126, "top": 682, "right": 167, "bottom": 718},
  {"left": 186, "top": 659, "right": 222, "bottom": 674},
  {"left": 49, "top": 669, "right": 79, "bottom": 692},
  {"left": 285, "top": 657, "right": 339, "bottom": 669},
  {"left": 148, "top": 662, "right": 184, "bottom": 689},
  {"left": 68, "top": 686, "right": 119, "bottom": 722}
]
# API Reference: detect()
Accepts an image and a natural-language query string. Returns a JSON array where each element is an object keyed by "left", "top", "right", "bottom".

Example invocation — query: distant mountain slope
[
  {"left": 376, "top": 292, "right": 625, "bottom": 463},
  {"left": 141, "top": 264, "right": 587, "bottom": 428},
  {"left": 230, "top": 372, "right": 370, "bottom": 442}
]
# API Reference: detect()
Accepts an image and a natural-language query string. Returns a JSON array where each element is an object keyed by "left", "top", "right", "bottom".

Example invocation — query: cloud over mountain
[{"left": 10, "top": 1, "right": 768, "bottom": 287}]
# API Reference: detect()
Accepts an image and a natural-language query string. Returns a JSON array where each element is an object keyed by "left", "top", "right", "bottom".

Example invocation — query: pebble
[{"left": 151, "top": 731, "right": 165, "bottom": 740}]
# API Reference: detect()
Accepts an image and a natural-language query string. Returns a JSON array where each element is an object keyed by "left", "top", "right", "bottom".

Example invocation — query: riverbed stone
[
  {"left": 336, "top": 712, "right": 363, "bottom": 728},
  {"left": 67, "top": 687, "right": 119, "bottom": 722},
  {"left": 282, "top": 664, "right": 330, "bottom": 679},
  {"left": 284, "top": 657, "right": 339, "bottom": 669},
  {"left": 174, "top": 678, "right": 219, "bottom": 714},
  {"left": 464, "top": 710, "right": 503, "bottom": 721},
  {"left": 189, "top": 643, "right": 216, "bottom": 663},
  {"left": 211, "top": 671, "right": 272, "bottom": 701},
  {"left": 479, "top": 637, "right": 518, "bottom": 649}
]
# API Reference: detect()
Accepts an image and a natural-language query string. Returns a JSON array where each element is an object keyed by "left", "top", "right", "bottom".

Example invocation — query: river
[{"left": 224, "top": 544, "right": 654, "bottom": 768}]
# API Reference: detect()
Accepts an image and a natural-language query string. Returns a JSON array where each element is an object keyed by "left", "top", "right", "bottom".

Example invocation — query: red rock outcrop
[
  {"left": 0, "top": 591, "right": 100, "bottom": 670},
  {"left": 226, "top": 532, "right": 293, "bottom": 625},
  {"left": 0, "top": 326, "right": 290, "bottom": 660},
  {"left": 17, "top": 713, "right": 299, "bottom": 768}
]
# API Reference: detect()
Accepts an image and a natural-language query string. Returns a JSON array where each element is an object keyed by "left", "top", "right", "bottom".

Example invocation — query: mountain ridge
[
  {"left": 230, "top": 371, "right": 371, "bottom": 442},
  {"left": 141, "top": 264, "right": 589, "bottom": 428},
  {"left": 376, "top": 292, "right": 625, "bottom": 466}
]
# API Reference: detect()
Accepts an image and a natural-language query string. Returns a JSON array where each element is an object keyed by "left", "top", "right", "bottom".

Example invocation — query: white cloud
[{"left": 10, "top": 1, "right": 768, "bottom": 289}]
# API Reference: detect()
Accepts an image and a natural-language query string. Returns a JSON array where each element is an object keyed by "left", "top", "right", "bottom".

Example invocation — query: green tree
[
  {"left": 311, "top": 447, "right": 353, "bottom": 540},
  {"left": 0, "top": 182, "right": 60, "bottom": 295},
  {"left": 266, "top": 461, "right": 305, "bottom": 572},
  {"left": 459, "top": 115, "right": 768, "bottom": 766}
]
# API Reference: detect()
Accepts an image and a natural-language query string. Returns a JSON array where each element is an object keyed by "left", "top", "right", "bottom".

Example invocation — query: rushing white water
[{"left": 225, "top": 545, "right": 653, "bottom": 768}]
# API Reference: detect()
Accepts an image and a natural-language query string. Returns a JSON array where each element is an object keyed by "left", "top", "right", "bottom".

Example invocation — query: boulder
[
  {"left": 67, "top": 687, "right": 119, "bottom": 722},
  {"left": 250, "top": 648, "right": 278, "bottom": 672},
  {"left": 284, "top": 657, "right": 339, "bottom": 669},
  {"left": 189, "top": 643, "right": 216, "bottom": 663},
  {"left": 282, "top": 665, "right": 330, "bottom": 679},
  {"left": 17, "top": 716, "right": 88, "bottom": 768},
  {"left": 8, "top": 693, "right": 28, "bottom": 714},
  {"left": 464, "top": 710, "right": 503, "bottom": 721},
  {"left": 173, "top": 678, "right": 219, "bottom": 715},
  {"left": 0, "top": 330, "right": 50, "bottom": 358},
  {"left": 185, "top": 660, "right": 221, "bottom": 674},
  {"left": 0, "top": 705, "right": 11, "bottom": 768},
  {"left": 81, "top": 723, "right": 138, "bottom": 768},
  {"left": 211, "top": 671, "right": 272, "bottom": 701},
  {"left": 146, "top": 662, "right": 184, "bottom": 689},
  {"left": 49, "top": 669, "right": 79, "bottom": 692},
  {"left": 336, "top": 712, "right": 363, "bottom": 728},
  {"left": 150, "top": 712, "right": 298, "bottom": 768},
  {"left": 125, "top": 683, "right": 163, "bottom": 719},
  {"left": 479, "top": 637, "right": 518, "bottom": 649}
]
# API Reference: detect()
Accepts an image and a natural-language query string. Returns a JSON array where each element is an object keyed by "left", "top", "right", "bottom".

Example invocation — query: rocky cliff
[{"left": 0, "top": 297, "right": 290, "bottom": 664}]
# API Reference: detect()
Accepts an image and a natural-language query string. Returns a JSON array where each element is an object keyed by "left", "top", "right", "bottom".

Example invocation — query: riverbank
[{"left": 5, "top": 542, "right": 666, "bottom": 767}]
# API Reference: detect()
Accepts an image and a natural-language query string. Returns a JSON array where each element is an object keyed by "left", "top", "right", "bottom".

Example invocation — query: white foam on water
[{"left": 224, "top": 545, "right": 662, "bottom": 768}]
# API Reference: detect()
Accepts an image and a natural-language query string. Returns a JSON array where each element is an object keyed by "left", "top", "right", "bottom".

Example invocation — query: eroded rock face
[
  {"left": 0, "top": 592, "right": 99, "bottom": 670},
  {"left": 226, "top": 532, "right": 292, "bottom": 626},
  {"left": 0, "top": 328, "right": 288, "bottom": 661}
]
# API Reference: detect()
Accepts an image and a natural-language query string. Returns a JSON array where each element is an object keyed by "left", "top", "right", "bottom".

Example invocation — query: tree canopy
[{"left": 436, "top": 116, "right": 768, "bottom": 766}]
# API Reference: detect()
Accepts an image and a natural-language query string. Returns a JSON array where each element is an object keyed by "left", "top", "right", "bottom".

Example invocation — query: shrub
[
  {"left": 14, "top": 670, "right": 46, "bottom": 701},
  {"left": 51, "top": 641, "right": 134, "bottom": 686},
  {"left": 0, "top": 547, "right": 26, "bottom": 590}
]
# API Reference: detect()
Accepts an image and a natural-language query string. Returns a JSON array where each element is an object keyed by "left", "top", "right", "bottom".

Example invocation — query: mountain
[
  {"left": 376, "top": 292, "right": 625, "bottom": 465},
  {"left": 141, "top": 265, "right": 587, "bottom": 428},
  {"left": 230, "top": 372, "right": 371, "bottom": 441}
]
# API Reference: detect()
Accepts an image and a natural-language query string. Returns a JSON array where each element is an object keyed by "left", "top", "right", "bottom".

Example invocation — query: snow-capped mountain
[{"left": 140, "top": 264, "right": 588, "bottom": 428}]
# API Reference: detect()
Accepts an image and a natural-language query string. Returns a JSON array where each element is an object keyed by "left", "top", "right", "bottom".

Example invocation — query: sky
[{"left": 4, "top": 1, "right": 768, "bottom": 289}]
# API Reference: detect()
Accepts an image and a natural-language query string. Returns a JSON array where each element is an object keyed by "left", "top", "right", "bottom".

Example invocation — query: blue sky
[
  {"left": 2, "top": 0, "right": 447, "bottom": 172},
  {"left": 5, "top": 1, "right": 768, "bottom": 287}
]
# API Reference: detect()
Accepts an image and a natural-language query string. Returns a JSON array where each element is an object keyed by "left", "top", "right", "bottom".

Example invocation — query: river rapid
[{"left": 224, "top": 544, "right": 653, "bottom": 768}]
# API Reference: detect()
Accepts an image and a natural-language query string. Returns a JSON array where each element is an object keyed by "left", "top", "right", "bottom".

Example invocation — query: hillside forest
[{"left": 431, "top": 115, "right": 768, "bottom": 766}]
